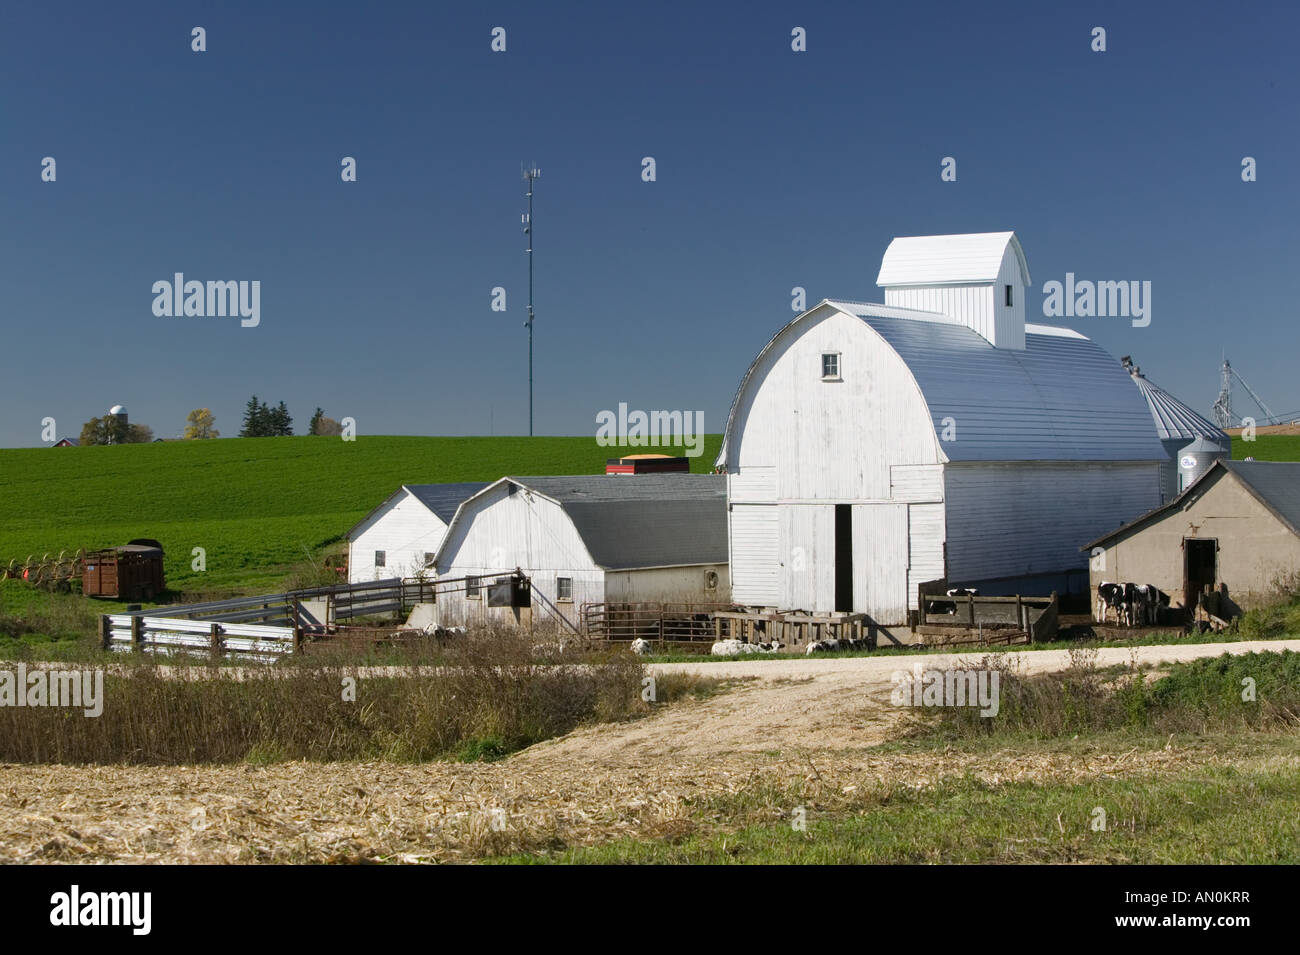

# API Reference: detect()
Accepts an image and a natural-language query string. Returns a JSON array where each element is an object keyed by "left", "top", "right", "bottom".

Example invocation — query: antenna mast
[{"left": 522, "top": 164, "right": 541, "bottom": 437}]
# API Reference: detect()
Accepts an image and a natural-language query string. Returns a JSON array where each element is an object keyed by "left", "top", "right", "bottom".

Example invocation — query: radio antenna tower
[{"left": 521, "top": 164, "right": 541, "bottom": 436}]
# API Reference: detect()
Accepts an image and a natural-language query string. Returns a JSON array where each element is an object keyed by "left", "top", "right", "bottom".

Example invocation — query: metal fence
[{"left": 580, "top": 602, "right": 733, "bottom": 641}]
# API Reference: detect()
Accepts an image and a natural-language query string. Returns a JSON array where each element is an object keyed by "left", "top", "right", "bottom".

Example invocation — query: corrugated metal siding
[
  {"left": 944, "top": 462, "right": 1160, "bottom": 582},
  {"left": 349, "top": 489, "right": 449, "bottom": 583},
  {"left": 730, "top": 504, "right": 780, "bottom": 605},
  {"left": 883, "top": 285, "right": 999, "bottom": 346},
  {"left": 435, "top": 483, "right": 604, "bottom": 627},
  {"left": 907, "top": 502, "right": 947, "bottom": 606},
  {"left": 890, "top": 464, "right": 944, "bottom": 503},
  {"left": 780, "top": 504, "right": 834, "bottom": 610},
  {"left": 724, "top": 308, "right": 941, "bottom": 496},
  {"left": 729, "top": 466, "right": 776, "bottom": 503},
  {"left": 853, "top": 503, "right": 909, "bottom": 624}
]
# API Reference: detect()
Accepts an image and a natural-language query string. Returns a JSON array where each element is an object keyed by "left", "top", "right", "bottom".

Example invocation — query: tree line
[{"left": 74, "top": 400, "right": 342, "bottom": 445}]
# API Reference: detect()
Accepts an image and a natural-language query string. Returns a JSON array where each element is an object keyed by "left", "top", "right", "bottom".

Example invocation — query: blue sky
[{"left": 3, "top": 0, "right": 1297, "bottom": 447}]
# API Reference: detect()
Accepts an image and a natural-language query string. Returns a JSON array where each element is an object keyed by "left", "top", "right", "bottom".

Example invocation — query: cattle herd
[{"left": 1096, "top": 581, "right": 1170, "bottom": 627}]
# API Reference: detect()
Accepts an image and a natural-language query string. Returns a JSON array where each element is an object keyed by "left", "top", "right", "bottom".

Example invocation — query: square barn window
[
  {"left": 1005, "top": 284, "right": 1014, "bottom": 306},
  {"left": 467, "top": 575, "right": 480, "bottom": 598},
  {"left": 556, "top": 577, "right": 573, "bottom": 601},
  {"left": 423, "top": 552, "right": 435, "bottom": 569},
  {"left": 374, "top": 550, "right": 386, "bottom": 568},
  {"left": 821, "top": 353, "right": 840, "bottom": 380}
]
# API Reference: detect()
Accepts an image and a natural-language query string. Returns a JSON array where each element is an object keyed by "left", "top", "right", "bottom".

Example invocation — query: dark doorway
[
  {"left": 835, "top": 504, "right": 853, "bottom": 612},
  {"left": 1184, "top": 538, "right": 1217, "bottom": 619}
]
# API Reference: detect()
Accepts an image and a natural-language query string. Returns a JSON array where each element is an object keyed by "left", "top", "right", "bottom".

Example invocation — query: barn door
[
  {"left": 1183, "top": 538, "right": 1217, "bottom": 619},
  {"left": 834, "top": 505, "right": 853, "bottom": 612}
]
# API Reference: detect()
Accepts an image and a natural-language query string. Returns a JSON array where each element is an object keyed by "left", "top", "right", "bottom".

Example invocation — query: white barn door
[
  {"left": 730, "top": 504, "right": 779, "bottom": 606},
  {"left": 852, "top": 503, "right": 909, "bottom": 625}
]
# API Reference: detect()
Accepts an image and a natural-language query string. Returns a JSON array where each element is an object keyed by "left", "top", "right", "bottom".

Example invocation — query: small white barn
[
  {"left": 433, "top": 474, "right": 729, "bottom": 628},
  {"left": 346, "top": 483, "right": 488, "bottom": 583},
  {"left": 718, "top": 231, "right": 1168, "bottom": 632}
]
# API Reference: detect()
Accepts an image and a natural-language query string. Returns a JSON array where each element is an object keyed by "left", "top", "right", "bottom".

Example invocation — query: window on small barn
[
  {"left": 374, "top": 550, "right": 386, "bottom": 568},
  {"left": 821, "top": 353, "right": 840, "bottom": 381},
  {"left": 1005, "top": 284, "right": 1014, "bottom": 307},
  {"left": 556, "top": 577, "right": 573, "bottom": 601},
  {"left": 423, "top": 552, "right": 435, "bottom": 569},
  {"left": 467, "top": 575, "right": 480, "bottom": 598}
]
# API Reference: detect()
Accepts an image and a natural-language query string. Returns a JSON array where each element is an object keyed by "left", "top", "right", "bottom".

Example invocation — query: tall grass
[
  {"left": 0, "top": 631, "right": 653, "bottom": 764},
  {"left": 921, "top": 649, "right": 1300, "bottom": 739}
]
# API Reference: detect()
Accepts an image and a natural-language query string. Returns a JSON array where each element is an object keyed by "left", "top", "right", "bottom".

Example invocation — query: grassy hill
[
  {"left": 0, "top": 435, "right": 722, "bottom": 595},
  {"left": 1231, "top": 434, "right": 1300, "bottom": 461}
]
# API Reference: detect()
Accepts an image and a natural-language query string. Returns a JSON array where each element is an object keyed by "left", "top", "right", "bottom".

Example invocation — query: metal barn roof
[
  {"left": 405, "top": 482, "right": 491, "bottom": 523},
  {"left": 876, "top": 232, "right": 1031, "bottom": 287},
  {"left": 500, "top": 474, "right": 727, "bottom": 570},
  {"left": 826, "top": 302, "right": 1167, "bottom": 462},
  {"left": 1127, "top": 370, "right": 1228, "bottom": 444},
  {"left": 346, "top": 481, "right": 489, "bottom": 540},
  {"left": 1084, "top": 460, "right": 1300, "bottom": 548}
]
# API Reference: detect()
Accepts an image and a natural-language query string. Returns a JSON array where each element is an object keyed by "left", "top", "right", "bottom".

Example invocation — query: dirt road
[{"left": 2, "top": 639, "right": 1294, "bottom": 863}]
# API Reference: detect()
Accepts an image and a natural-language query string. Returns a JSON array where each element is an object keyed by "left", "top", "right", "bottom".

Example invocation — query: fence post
[
  {"left": 209, "top": 622, "right": 222, "bottom": 662},
  {"left": 130, "top": 614, "right": 144, "bottom": 652},
  {"left": 99, "top": 615, "right": 112, "bottom": 650}
]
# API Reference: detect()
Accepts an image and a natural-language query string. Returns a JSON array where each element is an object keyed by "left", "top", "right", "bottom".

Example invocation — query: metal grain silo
[{"left": 1123, "top": 359, "right": 1229, "bottom": 502}]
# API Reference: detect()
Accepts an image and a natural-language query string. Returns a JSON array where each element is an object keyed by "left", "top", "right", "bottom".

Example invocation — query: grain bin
[{"left": 1177, "top": 436, "right": 1229, "bottom": 495}]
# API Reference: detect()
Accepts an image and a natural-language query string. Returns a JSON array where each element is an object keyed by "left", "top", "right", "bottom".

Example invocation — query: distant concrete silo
[
  {"left": 1177, "top": 436, "right": 1229, "bottom": 494},
  {"left": 109, "top": 405, "right": 128, "bottom": 445}
]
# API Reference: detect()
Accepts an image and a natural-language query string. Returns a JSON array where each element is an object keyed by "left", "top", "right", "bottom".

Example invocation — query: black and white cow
[{"left": 1097, "top": 581, "right": 1126, "bottom": 625}]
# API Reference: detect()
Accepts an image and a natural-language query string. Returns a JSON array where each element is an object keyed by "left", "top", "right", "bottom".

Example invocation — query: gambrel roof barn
[
  {"left": 433, "top": 474, "right": 729, "bottom": 629},
  {"left": 717, "top": 231, "right": 1167, "bottom": 637}
]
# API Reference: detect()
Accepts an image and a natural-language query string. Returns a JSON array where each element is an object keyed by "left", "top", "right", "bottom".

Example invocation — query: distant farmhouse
[
  {"left": 716, "top": 231, "right": 1206, "bottom": 628},
  {"left": 433, "top": 474, "right": 728, "bottom": 629},
  {"left": 346, "top": 483, "right": 487, "bottom": 582}
]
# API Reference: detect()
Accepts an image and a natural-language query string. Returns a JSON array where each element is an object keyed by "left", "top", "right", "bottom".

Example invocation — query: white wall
[
  {"left": 604, "top": 564, "right": 730, "bottom": 604},
  {"left": 725, "top": 308, "right": 941, "bottom": 499},
  {"left": 348, "top": 489, "right": 447, "bottom": 583},
  {"left": 435, "top": 483, "right": 603, "bottom": 629},
  {"left": 944, "top": 461, "right": 1160, "bottom": 583},
  {"left": 881, "top": 242, "right": 1026, "bottom": 349}
]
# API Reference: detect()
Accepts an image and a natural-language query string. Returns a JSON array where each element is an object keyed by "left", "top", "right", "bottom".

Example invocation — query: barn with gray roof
[
  {"left": 433, "top": 474, "right": 729, "bottom": 629},
  {"left": 717, "top": 231, "right": 1168, "bottom": 633}
]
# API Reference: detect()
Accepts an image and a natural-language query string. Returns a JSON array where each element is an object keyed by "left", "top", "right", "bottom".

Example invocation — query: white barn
[
  {"left": 718, "top": 231, "right": 1167, "bottom": 632},
  {"left": 346, "top": 483, "right": 487, "bottom": 583},
  {"left": 433, "top": 474, "right": 729, "bottom": 629}
]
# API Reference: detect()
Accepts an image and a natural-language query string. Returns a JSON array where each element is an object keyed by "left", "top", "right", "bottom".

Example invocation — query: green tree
[{"left": 308, "top": 407, "right": 324, "bottom": 435}]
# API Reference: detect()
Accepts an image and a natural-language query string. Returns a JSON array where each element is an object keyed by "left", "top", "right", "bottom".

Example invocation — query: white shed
[
  {"left": 433, "top": 474, "right": 729, "bottom": 629},
  {"left": 718, "top": 231, "right": 1167, "bottom": 634},
  {"left": 346, "top": 482, "right": 488, "bottom": 583}
]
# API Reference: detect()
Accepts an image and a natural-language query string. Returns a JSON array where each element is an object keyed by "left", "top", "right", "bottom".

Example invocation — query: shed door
[{"left": 1184, "top": 538, "right": 1217, "bottom": 618}]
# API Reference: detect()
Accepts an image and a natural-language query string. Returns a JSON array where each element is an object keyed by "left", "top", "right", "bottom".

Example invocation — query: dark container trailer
[{"left": 82, "top": 539, "right": 165, "bottom": 600}]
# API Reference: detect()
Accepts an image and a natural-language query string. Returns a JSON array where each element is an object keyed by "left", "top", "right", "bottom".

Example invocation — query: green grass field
[
  {"left": 0, "top": 434, "right": 722, "bottom": 594},
  {"left": 1231, "top": 434, "right": 1300, "bottom": 460}
]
